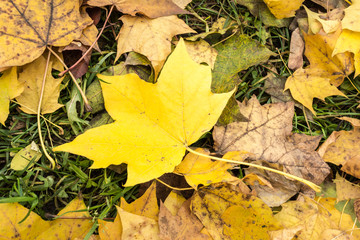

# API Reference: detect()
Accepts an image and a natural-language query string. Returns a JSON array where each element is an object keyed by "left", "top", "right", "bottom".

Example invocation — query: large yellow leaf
[
  {"left": 116, "top": 15, "right": 195, "bottom": 78},
  {"left": 0, "top": 0, "right": 92, "bottom": 69},
  {"left": 263, "top": 0, "right": 304, "bottom": 19},
  {"left": 285, "top": 67, "right": 345, "bottom": 114},
  {"left": 333, "top": 29, "right": 360, "bottom": 77},
  {"left": 53, "top": 39, "right": 234, "bottom": 186},
  {"left": 16, "top": 54, "right": 64, "bottom": 114},
  {"left": 87, "top": 0, "right": 187, "bottom": 18},
  {"left": 342, "top": 0, "right": 360, "bottom": 32},
  {"left": 0, "top": 67, "right": 23, "bottom": 125}
]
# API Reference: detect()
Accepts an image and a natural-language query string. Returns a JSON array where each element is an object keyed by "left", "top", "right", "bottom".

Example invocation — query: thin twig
[{"left": 37, "top": 49, "right": 57, "bottom": 169}]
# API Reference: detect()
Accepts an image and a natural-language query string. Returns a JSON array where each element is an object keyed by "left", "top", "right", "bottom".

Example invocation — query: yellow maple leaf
[
  {"left": 0, "top": 0, "right": 92, "bottom": 69},
  {"left": 333, "top": 29, "right": 360, "bottom": 77},
  {"left": 87, "top": 0, "right": 187, "bottom": 18},
  {"left": 285, "top": 67, "right": 345, "bottom": 114},
  {"left": 16, "top": 54, "right": 64, "bottom": 114},
  {"left": 115, "top": 15, "right": 195, "bottom": 78},
  {"left": 0, "top": 67, "right": 23, "bottom": 125},
  {"left": 53, "top": 39, "right": 234, "bottom": 186},
  {"left": 304, "top": 6, "right": 340, "bottom": 34},
  {"left": 263, "top": 0, "right": 304, "bottom": 19}
]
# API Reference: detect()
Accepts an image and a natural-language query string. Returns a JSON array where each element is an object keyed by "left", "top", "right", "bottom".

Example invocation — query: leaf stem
[
  {"left": 155, "top": 178, "right": 194, "bottom": 191},
  {"left": 47, "top": 47, "right": 92, "bottom": 111},
  {"left": 37, "top": 49, "right": 57, "bottom": 169},
  {"left": 59, "top": 4, "right": 115, "bottom": 77},
  {"left": 185, "top": 146, "right": 321, "bottom": 192}
]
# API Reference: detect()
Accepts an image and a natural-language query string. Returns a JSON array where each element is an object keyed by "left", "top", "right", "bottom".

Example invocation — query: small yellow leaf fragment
[
  {"left": 98, "top": 214, "right": 122, "bottom": 240},
  {"left": 53, "top": 39, "right": 234, "bottom": 186},
  {"left": 117, "top": 206, "right": 160, "bottom": 240},
  {"left": 121, "top": 181, "right": 158, "bottom": 220},
  {"left": 163, "top": 191, "right": 186, "bottom": 216},
  {"left": 342, "top": 0, "right": 360, "bottom": 32},
  {"left": 16, "top": 54, "right": 64, "bottom": 114},
  {"left": 334, "top": 173, "right": 360, "bottom": 201},
  {"left": 0, "top": 67, "right": 23, "bottom": 125},
  {"left": 304, "top": 6, "right": 340, "bottom": 34},
  {"left": 182, "top": 40, "right": 218, "bottom": 69},
  {"left": 11, "top": 141, "right": 42, "bottom": 171},
  {"left": 263, "top": 0, "right": 304, "bottom": 19}
]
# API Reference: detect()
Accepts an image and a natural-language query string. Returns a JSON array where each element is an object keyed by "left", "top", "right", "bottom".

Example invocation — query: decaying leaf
[
  {"left": 16, "top": 53, "right": 64, "bottom": 114},
  {"left": 262, "top": 0, "right": 304, "bottom": 19},
  {"left": 116, "top": 206, "right": 160, "bottom": 240},
  {"left": 0, "top": 67, "right": 23, "bottom": 125},
  {"left": 115, "top": 15, "right": 195, "bottom": 78},
  {"left": 186, "top": 18, "right": 235, "bottom": 41},
  {"left": 191, "top": 183, "right": 280, "bottom": 240},
  {"left": 163, "top": 191, "right": 186, "bottom": 216},
  {"left": 304, "top": 29, "right": 354, "bottom": 86},
  {"left": 53, "top": 39, "right": 234, "bottom": 186},
  {"left": 182, "top": 40, "right": 218, "bottom": 69},
  {"left": 98, "top": 214, "right": 122, "bottom": 240},
  {"left": 159, "top": 200, "right": 210, "bottom": 240},
  {"left": 334, "top": 174, "right": 360, "bottom": 201},
  {"left": 213, "top": 96, "right": 330, "bottom": 185},
  {"left": 285, "top": 67, "right": 345, "bottom": 114},
  {"left": 0, "top": 0, "right": 92, "bottom": 69},
  {"left": 87, "top": 0, "right": 188, "bottom": 18},
  {"left": 288, "top": 28, "right": 304, "bottom": 70},
  {"left": 321, "top": 117, "right": 360, "bottom": 178}
]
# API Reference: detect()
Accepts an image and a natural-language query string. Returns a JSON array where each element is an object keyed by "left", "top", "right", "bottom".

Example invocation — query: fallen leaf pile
[{"left": 2, "top": 0, "right": 360, "bottom": 239}]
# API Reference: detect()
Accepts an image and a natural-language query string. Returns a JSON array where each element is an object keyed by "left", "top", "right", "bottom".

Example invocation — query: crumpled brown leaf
[{"left": 213, "top": 96, "right": 330, "bottom": 185}]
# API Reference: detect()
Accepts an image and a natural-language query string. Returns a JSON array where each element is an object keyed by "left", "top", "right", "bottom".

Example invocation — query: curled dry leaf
[
  {"left": 213, "top": 96, "right": 330, "bottom": 185},
  {"left": 288, "top": 28, "right": 304, "bottom": 70},
  {"left": 116, "top": 15, "right": 195, "bottom": 79},
  {"left": 0, "top": 0, "right": 92, "bottom": 69}
]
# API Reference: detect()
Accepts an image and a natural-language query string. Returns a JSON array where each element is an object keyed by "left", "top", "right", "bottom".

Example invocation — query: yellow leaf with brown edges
[
  {"left": 263, "top": 0, "right": 304, "bottom": 19},
  {"left": 0, "top": 0, "right": 92, "bottom": 69},
  {"left": 87, "top": 0, "right": 188, "bottom": 18},
  {"left": 285, "top": 67, "right": 345, "bottom": 114},
  {"left": 16, "top": 53, "right": 64, "bottom": 114},
  {"left": 53, "top": 39, "right": 234, "bottom": 186},
  {"left": 121, "top": 181, "right": 158, "bottom": 220},
  {"left": 115, "top": 15, "right": 195, "bottom": 78},
  {"left": 0, "top": 67, "right": 23, "bottom": 125}
]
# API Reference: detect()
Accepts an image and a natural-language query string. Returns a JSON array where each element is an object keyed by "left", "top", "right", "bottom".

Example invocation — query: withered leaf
[{"left": 213, "top": 96, "right": 330, "bottom": 185}]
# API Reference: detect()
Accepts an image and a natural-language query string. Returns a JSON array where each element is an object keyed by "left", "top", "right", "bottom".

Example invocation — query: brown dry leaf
[
  {"left": 322, "top": 117, "right": 360, "bottom": 178},
  {"left": 354, "top": 199, "right": 360, "bottom": 221},
  {"left": 159, "top": 200, "right": 210, "bottom": 240},
  {"left": 0, "top": 0, "right": 92, "bottom": 69},
  {"left": 62, "top": 43, "right": 92, "bottom": 79},
  {"left": 87, "top": 0, "right": 188, "bottom": 18},
  {"left": 121, "top": 181, "right": 158, "bottom": 220},
  {"left": 213, "top": 96, "right": 330, "bottom": 185},
  {"left": 116, "top": 15, "right": 195, "bottom": 78},
  {"left": 174, "top": 148, "right": 245, "bottom": 189},
  {"left": 116, "top": 206, "right": 160, "bottom": 240},
  {"left": 98, "top": 214, "right": 122, "bottom": 240},
  {"left": 285, "top": 67, "right": 345, "bottom": 114},
  {"left": 0, "top": 67, "right": 24, "bottom": 125},
  {"left": 303, "top": 28, "right": 354, "bottom": 86},
  {"left": 334, "top": 173, "right": 360, "bottom": 201},
  {"left": 16, "top": 53, "right": 64, "bottom": 114},
  {"left": 288, "top": 28, "right": 304, "bottom": 70},
  {"left": 245, "top": 161, "right": 301, "bottom": 207},
  {"left": 191, "top": 183, "right": 281, "bottom": 240},
  {"left": 182, "top": 40, "right": 218, "bottom": 69}
]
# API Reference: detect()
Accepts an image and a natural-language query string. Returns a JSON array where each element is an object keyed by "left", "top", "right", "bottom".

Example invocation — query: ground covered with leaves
[{"left": 1, "top": 0, "right": 360, "bottom": 239}]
